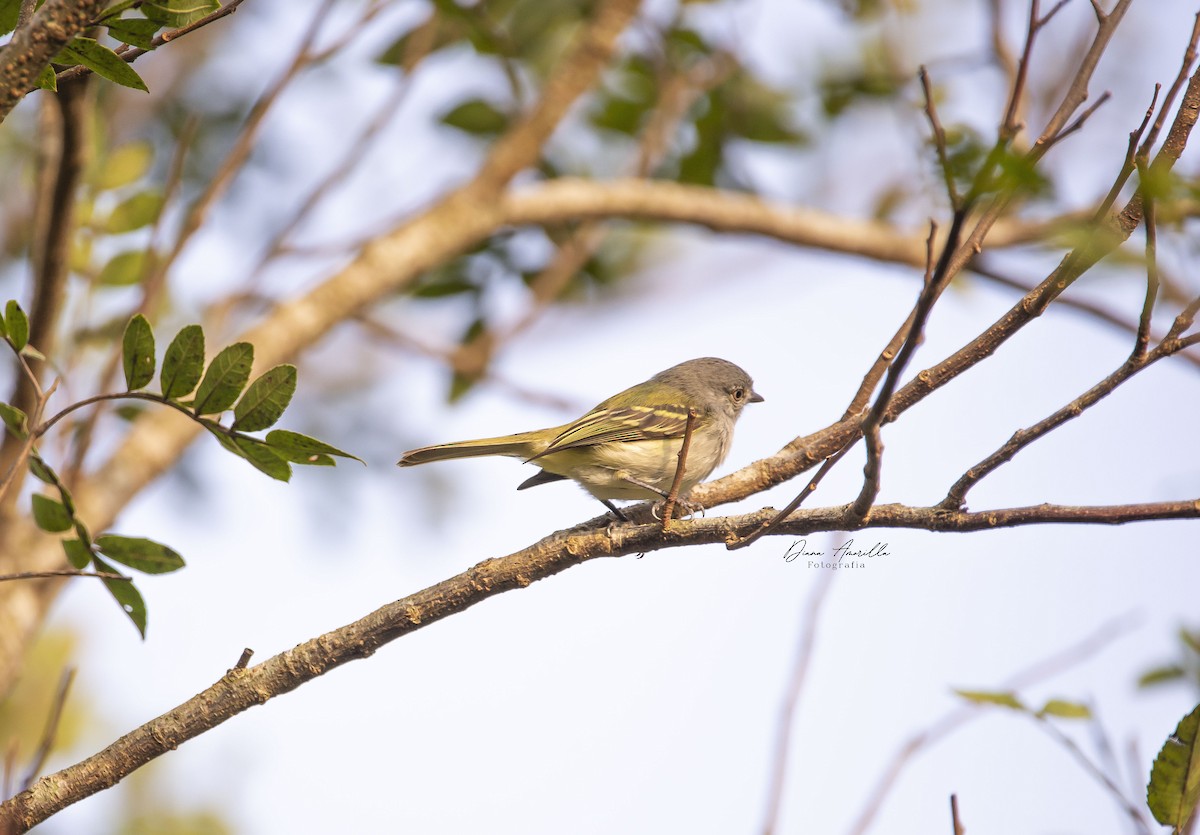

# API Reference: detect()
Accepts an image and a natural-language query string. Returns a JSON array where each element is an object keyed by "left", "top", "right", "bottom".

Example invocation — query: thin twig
[
  {"left": 19, "top": 668, "right": 75, "bottom": 793},
  {"left": 0, "top": 571, "right": 128, "bottom": 583},
  {"left": 234, "top": 648, "right": 254, "bottom": 670},
  {"left": 660, "top": 409, "right": 697, "bottom": 529},
  {"left": 1042, "top": 90, "right": 1112, "bottom": 151},
  {"left": 846, "top": 615, "right": 1137, "bottom": 835},
  {"left": 939, "top": 315, "right": 1196, "bottom": 509},
  {"left": 1031, "top": 715, "right": 1153, "bottom": 833},
  {"left": 53, "top": 0, "right": 250, "bottom": 84},
  {"left": 726, "top": 444, "right": 853, "bottom": 550},
  {"left": 920, "top": 67, "right": 959, "bottom": 209},
  {"left": 1134, "top": 169, "right": 1159, "bottom": 359},
  {"left": 1095, "top": 86, "right": 1159, "bottom": 223},
  {"left": 1137, "top": 12, "right": 1200, "bottom": 161},
  {"left": 950, "top": 794, "right": 965, "bottom": 835}
]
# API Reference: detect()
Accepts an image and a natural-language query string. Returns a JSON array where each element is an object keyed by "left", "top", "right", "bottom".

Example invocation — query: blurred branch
[
  {"left": 846, "top": 615, "right": 1138, "bottom": 835},
  {"left": 0, "top": 76, "right": 91, "bottom": 512},
  {"left": 502, "top": 178, "right": 929, "bottom": 263},
  {"left": 1000, "top": 0, "right": 1072, "bottom": 141},
  {"left": 0, "top": 0, "right": 104, "bottom": 123},
  {"left": 761, "top": 542, "right": 839, "bottom": 835},
  {"left": 1030, "top": 713, "right": 1152, "bottom": 833},
  {"left": 465, "top": 50, "right": 735, "bottom": 378},
  {"left": 18, "top": 668, "right": 74, "bottom": 793},
  {"left": 1, "top": 505, "right": 1187, "bottom": 830}
]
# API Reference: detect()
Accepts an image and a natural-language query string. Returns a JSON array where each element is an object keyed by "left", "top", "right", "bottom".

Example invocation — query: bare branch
[
  {"left": 18, "top": 668, "right": 74, "bottom": 793},
  {"left": 1, "top": 504, "right": 1191, "bottom": 830},
  {"left": 950, "top": 794, "right": 965, "bottom": 835},
  {"left": 1033, "top": 0, "right": 1132, "bottom": 151},
  {"left": 726, "top": 444, "right": 853, "bottom": 550},
  {"left": 1137, "top": 12, "right": 1200, "bottom": 160},
  {"left": 940, "top": 319, "right": 1196, "bottom": 510},
  {"left": 1031, "top": 715, "right": 1153, "bottom": 833},
  {"left": 1134, "top": 173, "right": 1159, "bottom": 359},
  {"left": 920, "top": 67, "right": 960, "bottom": 209}
]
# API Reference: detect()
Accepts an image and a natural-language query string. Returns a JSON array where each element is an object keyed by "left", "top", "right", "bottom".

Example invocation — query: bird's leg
[
  {"left": 616, "top": 473, "right": 703, "bottom": 521},
  {"left": 601, "top": 498, "right": 629, "bottom": 522}
]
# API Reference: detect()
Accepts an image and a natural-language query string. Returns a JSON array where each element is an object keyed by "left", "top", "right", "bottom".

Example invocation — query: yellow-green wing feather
[{"left": 527, "top": 404, "right": 695, "bottom": 461}]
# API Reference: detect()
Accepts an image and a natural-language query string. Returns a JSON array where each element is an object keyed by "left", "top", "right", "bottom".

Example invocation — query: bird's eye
[{"left": 733, "top": 388, "right": 745, "bottom": 401}]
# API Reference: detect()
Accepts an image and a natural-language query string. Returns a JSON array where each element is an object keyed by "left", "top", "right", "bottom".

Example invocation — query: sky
[{"left": 13, "top": 0, "right": 1200, "bottom": 834}]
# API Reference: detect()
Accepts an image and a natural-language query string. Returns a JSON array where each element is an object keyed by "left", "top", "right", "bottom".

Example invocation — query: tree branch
[
  {"left": 52, "top": 0, "right": 250, "bottom": 85},
  {"left": 1, "top": 499, "right": 1195, "bottom": 831},
  {"left": 0, "top": 0, "right": 105, "bottom": 124}
]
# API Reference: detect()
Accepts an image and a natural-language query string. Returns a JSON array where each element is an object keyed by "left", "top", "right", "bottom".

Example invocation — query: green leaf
[
  {"left": 1147, "top": 702, "right": 1200, "bottom": 831},
  {"left": 93, "top": 555, "right": 147, "bottom": 637},
  {"left": 232, "top": 364, "right": 296, "bottom": 432},
  {"left": 63, "top": 538, "right": 94, "bottom": 570},
  {"left": 97, "top": 249, "right": 147, "bottom": 286},
  {"left": 953, "top": 689, "right": 1026, "bottom": 711},
  {"left": 1037, "top": 699, "right": 1092, "bottom": 720},
  {"left": 105, "top": 190, "right": 163, "bottom": 233},
  {"left": 413, "top": 276, "right": 478, "bottom": 298},
  {"left": 5, "top": 300, "right": 29, "bottom": 351},
  {"left": 265, "top": 429, "right": 362, "bottom": 465},
  {"left": 193, "top": 342, "right": 254, "bottom": 415},
  {"left": 35, "top": 64, "right": 57, "bottom": 91},
  {"left": 0, "top": 0, "right": 19, "bottom": 36},
  {"left": 142, "top": 0, "right": 220, "bottom": 27},
  {"left": 0, "top": 402, "right": 28, "bottom": 437},
  {"left": 440, "top": 98, "right": 509, "bottom": 135},
  {"left": 122, "top": 314, "right": 156, "bottom": 390},
  {"left": 27, "top": 455, "right": 56, "bottom": 484},
  {"left": 96, "top": 534, "right": 185, "bottom": 574},
  {"left": 97, "top": 0, "right": 141, "bottom": 22},
  {"left": 233, "top": 436, "right": 292, "bottom": 481},
  {"left": 58, "top": 37, "right": 148, "bottom": 93},
  {"left": 1181, "top": 628, "right": 1200, "bottom": 656},
  {"left": 31, "top": 494, "right": 73, "bottom": 533},
  {"left": 1140, "top": 665, "right": 1188, "bottom": 689},
  {"left": 103, "top": 17, "right": 162, "bottom": 50},
  {"left": 160, "top": 324, "right": 205, "bottom": 399},
  {"left": 97, "top": 141, "right": 154, "bottom": 190}
]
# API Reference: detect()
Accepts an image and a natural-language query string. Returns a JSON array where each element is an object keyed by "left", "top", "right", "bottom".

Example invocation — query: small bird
[{"left": 397, "top": 357, "right": 764, "bottom": 518}]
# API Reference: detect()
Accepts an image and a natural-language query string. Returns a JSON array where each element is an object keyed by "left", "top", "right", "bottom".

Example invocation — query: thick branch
[
  {"left": 0, "top": 0, "right": 104, "bottom": 124},
  {"left": 1, "top": 497, "right": 1196, "bottom": 831}
]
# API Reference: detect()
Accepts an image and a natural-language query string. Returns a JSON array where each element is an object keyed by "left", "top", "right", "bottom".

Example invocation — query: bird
[{"left": 397, "top": 357, "right": 763, "bottom": 519}]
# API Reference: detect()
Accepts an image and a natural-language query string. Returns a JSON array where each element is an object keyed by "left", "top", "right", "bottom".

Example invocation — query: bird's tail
[{"left": 397, "top": 429, "right": 550, "bottom": 466}]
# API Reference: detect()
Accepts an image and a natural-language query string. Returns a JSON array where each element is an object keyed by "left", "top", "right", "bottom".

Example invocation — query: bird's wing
[{"left": 527, "top": 404, "right": 695, "bottom": 461}]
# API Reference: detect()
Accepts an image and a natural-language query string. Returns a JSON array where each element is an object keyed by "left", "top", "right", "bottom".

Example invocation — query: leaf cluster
[
  {"left": 2, "top": 308, "right": 360, "bottom": 635},
  {"left": 0, "top": 0, "right": 223, "bottom": 94}
]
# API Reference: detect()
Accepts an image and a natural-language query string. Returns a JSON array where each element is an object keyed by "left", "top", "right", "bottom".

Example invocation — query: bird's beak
[{"left": 749, "top": 389, "right": 765, "bottom": 403}]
